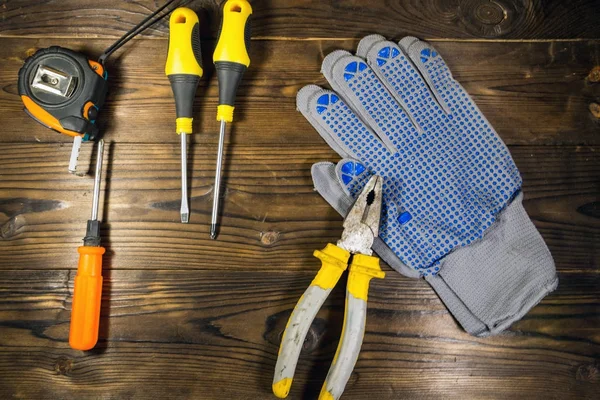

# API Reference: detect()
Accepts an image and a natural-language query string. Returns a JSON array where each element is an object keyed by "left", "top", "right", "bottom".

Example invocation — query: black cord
[{"left": 99, "top": 0, "right": 186, "bottom": 64}]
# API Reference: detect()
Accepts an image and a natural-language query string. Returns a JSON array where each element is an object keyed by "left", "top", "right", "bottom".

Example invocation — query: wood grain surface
[
  {"left": 1, "top": 0, "right": 600, "bottom": 40},
  {"left": 0, "top": 0, "right": 599, "bottom": 399},
  {"left": 1, "top": 39, "right": 599, "bottom": 146}
]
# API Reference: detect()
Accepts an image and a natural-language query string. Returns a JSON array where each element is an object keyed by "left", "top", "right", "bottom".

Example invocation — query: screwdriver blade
[
  {"left": 69, "top": 136, "right": 83, "bottom": 173},
  {"left": 181, "top": 205, "right": 189, "bottom": 224}
]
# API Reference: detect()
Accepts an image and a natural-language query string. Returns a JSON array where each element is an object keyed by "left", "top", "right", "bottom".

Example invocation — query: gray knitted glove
[{"left": 300, "top": 35, "right": 557, "bottom": 336}]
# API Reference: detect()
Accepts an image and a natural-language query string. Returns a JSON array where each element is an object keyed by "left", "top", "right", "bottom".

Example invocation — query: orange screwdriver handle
[{"left": 69, "top": 245, "right": 105, "bottom": 350}]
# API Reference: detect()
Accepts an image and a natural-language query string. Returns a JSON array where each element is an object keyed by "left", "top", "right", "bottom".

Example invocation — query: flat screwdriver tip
[
  {"left": 181, "top": 212, "right": 189, "bottom": 224},
  {"left": 210, "top": 224, "right": 217, "bottom": 240}
]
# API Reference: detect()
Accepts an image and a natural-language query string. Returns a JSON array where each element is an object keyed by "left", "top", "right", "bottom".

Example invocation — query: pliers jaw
[{"left": 337, "top": 175, "right": 383, "bottom": 256}]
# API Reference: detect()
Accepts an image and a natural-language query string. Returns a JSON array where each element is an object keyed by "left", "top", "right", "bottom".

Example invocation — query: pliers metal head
[{"left": 337, "top": 175, "right": 383, "bottom": 256}]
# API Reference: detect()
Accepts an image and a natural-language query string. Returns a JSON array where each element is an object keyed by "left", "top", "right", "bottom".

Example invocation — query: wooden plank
[
  {"left": 1, "top": 0, "right": 600, "bottom": 40},
  {"left": 0, "top": 143, "right": 597, "bottom": 273},
  {"left": 1, "top": 2, "right": 598, "bottom": 399},
  {"left": 2, "top": 38, "right": 599, "bottom": 146},
  {"left": 0, "top": 267, "right": 598, "bottom": 399}
]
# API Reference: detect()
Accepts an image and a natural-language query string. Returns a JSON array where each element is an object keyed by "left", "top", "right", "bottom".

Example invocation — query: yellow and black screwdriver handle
[
  {"left": 213, "top": 0, "right": 252, "bottom": 123},
  {"left": 165, "top": 7, "right": 204, "bottom": 135}
]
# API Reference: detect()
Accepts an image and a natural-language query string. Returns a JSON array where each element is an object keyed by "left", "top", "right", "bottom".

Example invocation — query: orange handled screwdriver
[{"left": 69, "top": 139, "right": 106, "bottom": 350}]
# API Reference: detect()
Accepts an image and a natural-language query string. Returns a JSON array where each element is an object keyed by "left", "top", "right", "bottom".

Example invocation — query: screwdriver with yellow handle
[
  {"left": 210, "top": 0, "right": 252, "bottom": 239},
  {"left": 165, "top": 7, "right": 203, "bottom": 223},
  {"left": 69, "top": 139, "right": 106, "bottom": 351}
]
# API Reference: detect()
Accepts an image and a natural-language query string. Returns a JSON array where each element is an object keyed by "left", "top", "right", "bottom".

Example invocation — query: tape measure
[
  {"left": 18, "top": 46, "right": 108, "bottom": 142},
  {"left": 16, "top": 0, "right": 180, "bottom": 173}
]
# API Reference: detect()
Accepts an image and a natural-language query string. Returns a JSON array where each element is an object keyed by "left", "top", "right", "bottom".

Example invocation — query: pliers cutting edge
[{"left": 273, "top": 175, "right": 386, "bottom": 400}]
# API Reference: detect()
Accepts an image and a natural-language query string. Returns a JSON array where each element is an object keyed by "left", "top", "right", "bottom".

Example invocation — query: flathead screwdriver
[
  {"left": 165, "top": 7, "right": 203, "bottom": 223},
  {"left": 69, "top": 139, "right": 105, "bottom": 350},
  {"left": 211, "top": 0, "right": 252, "bottom": 239}
]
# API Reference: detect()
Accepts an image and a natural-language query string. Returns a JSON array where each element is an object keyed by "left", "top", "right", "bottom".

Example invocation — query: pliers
[{"left": 273, "top": 175, "right": 385, "bottom": 400}]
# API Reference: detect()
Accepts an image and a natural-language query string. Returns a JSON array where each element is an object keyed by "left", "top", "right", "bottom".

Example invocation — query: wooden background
[{"left": 0, "top": 0, "right": 599, "bottom": 398}]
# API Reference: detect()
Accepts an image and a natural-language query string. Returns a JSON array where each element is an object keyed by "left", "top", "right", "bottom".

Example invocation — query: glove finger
[
  {"left": 354, "top": 36, "right": 425, "bottom": 135},
  {"left": 320, "top": 50, "right": 420, "bottom": 155},
  {"left": 399, "top": 37, "right": 523, "bottom": 214},
  {"left": 297, "top": 85, "right": 353, "bottom": 159},
  {"left": 297, "top": 85, "right": 392, "bottom": 169},
  {"left": 400, "top": 36, "right": 505, "bottom": 144},
  {"left": 335, "top": 159, "right": 373, "bottom": 198},
  {"left": 356, "top": 34, "right": 388, "bottom": 60},
  {"left": 399, "top": 37, "right": 462, "bottom": 117},
  {"left": 311, "top": 161, "right": 358, "bottom": 214},
  {"left": 357, "top": 36, "right": 450, "bottom": 128},
  {"left": 311, "top": 162, "right": 420, "bottom": 279}
]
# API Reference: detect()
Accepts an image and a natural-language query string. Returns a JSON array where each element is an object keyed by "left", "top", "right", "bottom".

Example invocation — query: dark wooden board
[
  {"left": 1, "top": 0, "right": 600, "bottom": 40},
  {"left": 0, "top": 267, "right": 597, "bottom": 400},
  {"left": 1, "top": 39, "right": 599, "bottom": 146},
  {"left": 1, "top": 1, "right": 599, "bottom": 399},
  {"left": 0, "top": 144, "right": 597, "bottom": 272}
]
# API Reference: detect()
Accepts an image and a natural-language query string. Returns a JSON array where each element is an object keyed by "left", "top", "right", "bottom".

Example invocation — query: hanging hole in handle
[
  {"left": 230, "top": 4, "right": 242, "bottom": 12},
  {"left": 174, "top": 15, "right": 186, "bottom": 23}
]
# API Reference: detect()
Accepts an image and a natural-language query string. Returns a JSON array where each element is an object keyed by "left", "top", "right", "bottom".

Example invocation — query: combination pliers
[{"left": 273, "top": 175, "right": 385, "bottom": 400}]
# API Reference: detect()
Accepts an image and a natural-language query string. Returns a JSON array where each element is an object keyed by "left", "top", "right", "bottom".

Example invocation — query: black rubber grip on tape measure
[
  {"left": 215, "top": 62, "right": 246, "bottom": 106},
  {"left": 168, "top": 74, "right": 200, "bottom": 118}
]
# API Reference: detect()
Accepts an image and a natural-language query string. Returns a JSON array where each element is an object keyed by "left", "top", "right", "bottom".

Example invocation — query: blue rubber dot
[
  {"left": 341, "top": 162, "right": 354, "bottom": 174},
  {"left": 317, "top": 94, "right": 329, "bottom": 106},
  {"left": 378, "top": 47, "right": 390, "bottom": 58},
  {"left": 398, "top": 212, "right": 412, "bottom": 224},
  {"left": 354, "top": 162, "right": 366, "bottom": 175},
  {"left": 345, "top": 61, "right": 358, "bottom": 73},
  {"left": 341, "top": 174, "right": 353, "bottom": 185}
]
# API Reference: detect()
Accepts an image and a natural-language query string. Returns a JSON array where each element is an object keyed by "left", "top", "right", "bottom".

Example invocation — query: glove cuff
[{"left": 426, "top": 192, "right": 558, "bottom": 336}]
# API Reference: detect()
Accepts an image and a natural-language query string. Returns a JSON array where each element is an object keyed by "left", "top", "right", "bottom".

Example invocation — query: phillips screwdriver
[
  {"left": 165, "top": 7, "right": 203, "bottom": 223},
  {"left": 211, "top": 0, "right": 252, "bottom": 239},
  {"left": 69, "top": 139, "right": 106, "bottom": 351}
]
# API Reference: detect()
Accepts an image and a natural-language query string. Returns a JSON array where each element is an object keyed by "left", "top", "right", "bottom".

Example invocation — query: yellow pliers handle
[{"left": 273, "top": 244, "right": 385, "bottom": 399}]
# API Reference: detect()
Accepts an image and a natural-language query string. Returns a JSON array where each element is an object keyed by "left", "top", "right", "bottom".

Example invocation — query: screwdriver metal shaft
[
  {"left": 210, "top": 120, "right": 226, "bottom": 239},
  {"left": 91, "top": 139, "right": 104, "bottom": 221},
  {"left": 180, "top": 133, "right": 189, "bottom": 223}
]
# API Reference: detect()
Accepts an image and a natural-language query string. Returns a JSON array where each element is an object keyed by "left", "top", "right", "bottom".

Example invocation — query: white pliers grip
[{"left": 319, "top": 252, "right": 385, "bottom": 400}]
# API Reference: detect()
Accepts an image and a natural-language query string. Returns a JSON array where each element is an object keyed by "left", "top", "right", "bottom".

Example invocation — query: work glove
[{"left": 299, "top": 35, "right": 558, "bottom": 336}]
